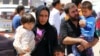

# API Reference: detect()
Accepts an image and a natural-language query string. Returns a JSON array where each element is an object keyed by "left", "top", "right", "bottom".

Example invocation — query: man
[
  {"left": 49, "top": 0, "right": 62, "bottom": 35},
  {"left": 12, "top": 5, "right": 25, "bottom": 31},
  {"left": 60, "top": 3, "right": 99, "bottom": 56}
]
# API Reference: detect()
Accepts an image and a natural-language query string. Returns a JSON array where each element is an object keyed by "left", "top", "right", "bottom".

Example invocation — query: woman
[{"left": 31, "top": 5, "right": 58, "bottom": 56}]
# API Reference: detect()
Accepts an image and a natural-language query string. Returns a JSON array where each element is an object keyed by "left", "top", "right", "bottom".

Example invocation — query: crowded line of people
[{"left": 11, "top": 0, "right": 99, "bottom": 56}]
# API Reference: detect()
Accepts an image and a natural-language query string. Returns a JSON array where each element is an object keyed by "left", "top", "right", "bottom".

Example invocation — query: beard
[{"left": 69, "top": 15, "right": 79, "bottom": 21}]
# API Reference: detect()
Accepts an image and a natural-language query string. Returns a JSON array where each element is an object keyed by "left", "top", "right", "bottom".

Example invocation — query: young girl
[{"left": 13, "top": 13, "right": 35, "bottom": 56}]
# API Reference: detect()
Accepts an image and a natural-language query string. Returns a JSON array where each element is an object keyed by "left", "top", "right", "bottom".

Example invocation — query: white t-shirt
[{"left": 13, "top": 25, "right": 35, "bottom": 54}]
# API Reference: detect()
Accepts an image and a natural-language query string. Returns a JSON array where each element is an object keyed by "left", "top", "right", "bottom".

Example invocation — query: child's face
[
  {"left": 54, "top": 52, "right": 64, "bottom": 56},
  {"left": 82, "top": 8, "right": 92, "bottom": 17},
  {"left": 23, "top": 22, "right": 34, "bottom": 30}
]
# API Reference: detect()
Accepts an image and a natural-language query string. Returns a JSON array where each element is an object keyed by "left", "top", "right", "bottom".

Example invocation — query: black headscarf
[
  {"left": 35, "top": 5, "right": 50, "bottom": 29},
  {"left": 32, "top": 6, "right": 58, "bottom": 56}
]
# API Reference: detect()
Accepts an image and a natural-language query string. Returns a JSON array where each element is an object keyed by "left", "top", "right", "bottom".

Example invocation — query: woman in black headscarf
[{"left": 31, "top": 5, "right": 58, "bottom": 56}]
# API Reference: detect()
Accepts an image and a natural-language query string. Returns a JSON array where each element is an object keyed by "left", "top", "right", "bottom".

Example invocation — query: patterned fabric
[{"left": 35, "top": 28, "right": 45, "bottom": 45}]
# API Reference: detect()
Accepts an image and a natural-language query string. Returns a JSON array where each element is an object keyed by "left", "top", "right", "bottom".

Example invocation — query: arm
[
  {"left": 63, "top": 37, "right": 82, "bottom": 45},
  {"left": 84, "top": 17, "right": 95, "bottom": 30},
  {"left": 89, "top": 38, "right": 99, "bottom": 47},
  {"left": 88, "top": 32, "right": 99, "bottom": 47},
  {"left": 13, "top": 31, "right": 25, "bottom": 54},
  {"left": 77, "top": 31, "right": 99, "bottom": 51},
  {"left": 21, "top": 32, "right": 33, "bottom": 53},
  {"left": 14, "top": 31, "right": 31, "bottom": 54},
  {"left": 60, "top": 19, "right": 82, "bottom": 45}
]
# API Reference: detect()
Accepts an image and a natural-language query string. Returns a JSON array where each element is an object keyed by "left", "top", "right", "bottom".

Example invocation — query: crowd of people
[{"left": 11, "top": 0, "right": 100, "bottom": 56}]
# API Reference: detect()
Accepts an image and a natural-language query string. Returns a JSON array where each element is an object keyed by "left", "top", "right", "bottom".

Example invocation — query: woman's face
[{"left": 39, "top": 10, "right": 49, "bottom": 25}]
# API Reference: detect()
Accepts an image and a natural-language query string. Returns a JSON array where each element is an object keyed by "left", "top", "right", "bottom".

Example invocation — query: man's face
[{"left": 68, "top": 6, "right": 79, "bottom": 20}]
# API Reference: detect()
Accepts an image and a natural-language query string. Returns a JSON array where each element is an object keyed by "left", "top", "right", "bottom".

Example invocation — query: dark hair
[
  {"left": 16, "top": 5, "right": 25, "bottom": 14},
  {"left": 64, "top": 3, "right": 76, "bottom": 14},
  {"left": 52, "top": 0, "right": 60, "bottom": 7},
  {"left": 32, "top": 7, "right": 36, "bottom": 12},
  {"left": 54, "top": 46, "right": 64, "bottom": 53},
  {"left": 82, "top": 1, "right": 92, "bottom": 10},
  {"left": 21, "top": 13, "right": 35, "bottom": 24},
  {"left": 72, "top": 0, "right": 82, "bottom": 6}
]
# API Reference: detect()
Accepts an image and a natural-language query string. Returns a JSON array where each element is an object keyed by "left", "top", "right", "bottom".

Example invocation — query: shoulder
[
  {"left": 13, "top": 16, "right": 21, "bottom": 22},
  {"left": 61, "top": 18, "right": 69, "bottom": 25},
  {"left": 87, "top": 16, "right": 95, "bottom": 20},
  {"left": 87, "top": 16, "right": 96, "bottom": 22},
  {"left": 16, "top": 26, "right": 31, "bottom": 34},
  {"left": 48, "top": 25, "right": 57, "bottom": 32}
]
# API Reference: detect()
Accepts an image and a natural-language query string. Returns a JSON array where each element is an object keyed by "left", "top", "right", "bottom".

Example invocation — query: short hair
[
  {"left": 82, "top": 1, "right": 92, "bottom": 10},
  {"left": 64, "top": 3, "right": 76, "bottom": 14},
  {"left": 54, "top": 46, "right": 64, "bottom": 53},
  {"left": 52, "top": 0, "right": 60, "bottom": 7},
  {"left": 72, "top": 0, "right": 82, "bottom": 6},
  {"left": 16, "top": 5, "right": 25, "bottom": 14},
  {"left": 21, "top": 13, "right": 35, "bottom": 24}
]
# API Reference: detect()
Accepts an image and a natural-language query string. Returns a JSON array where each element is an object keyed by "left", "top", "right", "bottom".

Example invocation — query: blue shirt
[
  {"left": 80, "top": 16, "right": 96, "bottom": 41},
  {"left": 12, "top": 14, "right": 21, "bottom": 31}
]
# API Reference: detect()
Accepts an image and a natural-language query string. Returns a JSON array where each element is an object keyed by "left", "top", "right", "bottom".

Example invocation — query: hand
[
  {"left": 77, "top": 45, "right": 85, "bottom": 52},
  {"left": 19, "top": 53, "right": 25, "bottom": 56},
  {"left": 25, "top": 47, "right": 30, "bottom": 52},
  {"left": 80, "top": 39, "right": 90, "bottom": 49},
  {"left": 79, "top": 20, "right": 86, "bottom": 27}
]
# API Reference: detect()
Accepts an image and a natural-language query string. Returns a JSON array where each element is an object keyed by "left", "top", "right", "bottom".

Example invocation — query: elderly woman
[{"left": 31, "top": 5, "right": 58, "bottom": 56}]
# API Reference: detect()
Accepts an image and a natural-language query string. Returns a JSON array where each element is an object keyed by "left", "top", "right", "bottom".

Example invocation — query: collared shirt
[
  {"left": 49, "top": 8, "right": 61, "bottom": 35},
  {"left": 60, "top": 18, "right": 98, "bottom": 56}
]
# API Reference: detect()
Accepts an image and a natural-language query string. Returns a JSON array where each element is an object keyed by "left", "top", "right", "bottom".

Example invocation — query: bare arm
[
  {"left": 77, "top": 38, "right": 99, "bottom": 52},
  {"left": 88, "top": 38, "right": 99, "bottom": 47},
  {"left": 62, "top": 36, "right": 82, "bottom": 45}
]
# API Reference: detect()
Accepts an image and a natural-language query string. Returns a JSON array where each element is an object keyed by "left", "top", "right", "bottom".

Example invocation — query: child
[
  {"left": 13, "top": 13, "right": 35, "bottom": 56},
  {"left": 80, "top": 1, "right": 96, "bottom": 43},
  {"left": 54, "top": 46, "right": 65, "bottom": 56},
  {"left": 72, "top": 1, "right": 96, "bottom": 56}
]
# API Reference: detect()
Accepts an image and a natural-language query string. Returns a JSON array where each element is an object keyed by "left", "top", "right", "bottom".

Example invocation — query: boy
[
  {"left": 72, "top": 1, "right": 96, "bottom": 56},
  {"left": 54, "top": 46, "right": 65, "bottom": 56},
  {"left": 13, "top": 13, "right": 35, "bottom": 56}
]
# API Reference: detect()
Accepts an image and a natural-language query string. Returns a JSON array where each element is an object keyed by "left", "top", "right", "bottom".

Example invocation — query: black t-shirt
[{"left": 60, "top": 18, "right": 98, "bottom": 55}]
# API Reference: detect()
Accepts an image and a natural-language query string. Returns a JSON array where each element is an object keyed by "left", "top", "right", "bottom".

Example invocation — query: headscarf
[{"left": 35, "top": 5, "right": 50, "bottom": 29}]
